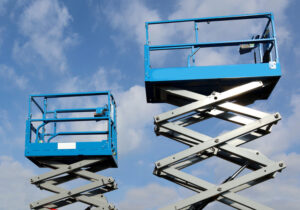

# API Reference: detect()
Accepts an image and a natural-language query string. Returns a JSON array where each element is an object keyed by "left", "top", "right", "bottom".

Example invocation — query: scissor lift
[
  {"left": 25, "top": 92, "right": 117, "bottom": 210},
  {"left": 145, "top": 13, "right": 285, "bottom": 209}
]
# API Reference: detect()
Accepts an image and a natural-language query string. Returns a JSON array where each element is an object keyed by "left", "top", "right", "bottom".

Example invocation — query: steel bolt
[
  {"left": 157, "top": 162, "right": 161, "bottom": 167},
  {"left": 214, "top": 96, "right": 218, "bottom": 100},
  {"left": 256, "top": 152, "right": 259, "bottom": 155},
  {"left": 156, "top": 116, "right": 160, "bottom": 121},
  {"left": 217, "top": 187, "right": 222, "bottom": 191},
  {"left": 279, "top": 163, "right": 283, "bottom": 167},
  {"left": 274, "top": 113, "right": 279, "bottom": 119},
  {"left": 214, "top": 139, "right": 219, "bottom": 143}
]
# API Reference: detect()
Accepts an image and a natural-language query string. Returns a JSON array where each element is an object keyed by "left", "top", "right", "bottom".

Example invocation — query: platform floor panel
[
  {"left": 25, "top": 141, "right": 117, "bottom": 167},
  {"left": 27, "top": 155, "right": 117, "bottom": 168},
  {"left": 145, "top": 63, "right": 281, "bottom": 103}
]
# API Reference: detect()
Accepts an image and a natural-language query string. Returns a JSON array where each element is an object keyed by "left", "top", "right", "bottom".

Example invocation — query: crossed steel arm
[
  {"left": 29, "top": 158, "right": 117, "bottom": 210},
  {"left": 153, "top": 81, "right": 285, "bottom": 210}
]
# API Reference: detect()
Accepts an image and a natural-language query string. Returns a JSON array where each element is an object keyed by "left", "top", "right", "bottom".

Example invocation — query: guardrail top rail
[{"left": 145, "top": 12, "right": 279, "bottom": 68}]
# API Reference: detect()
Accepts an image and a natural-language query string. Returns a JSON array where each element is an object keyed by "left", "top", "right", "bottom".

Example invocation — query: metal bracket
[
  {"left": 153, "top": 82, "right": 285, "bottom": 210},
  {"left": 29, "top": 158, "right": 117, "bottom": 210}
]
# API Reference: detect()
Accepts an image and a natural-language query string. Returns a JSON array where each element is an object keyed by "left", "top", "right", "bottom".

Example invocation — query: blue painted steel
[
  {"left": 144, "top": 13, "right": 281, "bottom": 103},
  {"left": 145, "top": 13, "right": 272, "bottom": 25},
  {"left": 30, "top": 91, "right": 109, "bottom": 98},
  {"left": 25, "top": 91, "right": 118, "bottom": 166},
  {"left": 147, "top": 63, "right": 281, "bottom": 82},
  {"left": 148, "top": 38, "right": 275, "bottom": 51}
]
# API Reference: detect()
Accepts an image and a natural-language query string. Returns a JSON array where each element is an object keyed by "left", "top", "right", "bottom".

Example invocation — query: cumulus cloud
[
  {"left": 0, "top": 156, "right": 41, "bottom": 210},
  {"left": 210, "top": 152, "right": 300, "bottom": 210},
  {"left": 0, "top": 109, "right": 12, "bottom": 137},
  {"left": 116, "top": 85, "right": 162, "bottom": 154},
  {"left": 56, "top": 67, "right": 122, "bottom": 93},
  {"left": 107, "top": 0, "right": 292, "bottom": 45},
  {"left": 170, "top": 0, "right": 292, "bottom": 46},
  {"left": 249, "top": 152, "right": 300, "bottom": 209},
  {"left": 248, "top": 93, "right": 300, "bottom": 156},
  {"left": 181, "top": 93, "right": 300, "bottom": 209},
  {"left": 54, "top": 67, "right": 162, "bottom": 155},
  {"left": 118, "top": 183, "right": 181, "bottom": 210},
  {"left": 13, "top": 0, "right": 77, "bottom": 72},
  {"left": 0, "top": 156, "right": 87, "bottom": 210},
  {"left": 0, "top": 64, "right": 28, "bottom": 89},
  {"left": 105, "top": 0, "right": 161, "bottom": 51},
  {"left": 105, "top": 0, "right": 292, "bottom": 68}
]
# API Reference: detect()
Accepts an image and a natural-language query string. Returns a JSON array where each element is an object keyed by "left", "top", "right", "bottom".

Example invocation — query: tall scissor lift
[
  {"left": 144, "top": 13, "right": 285, "bottom": 209},
  {"left": 25, "top": 91, "right": 117, "bottom": 210}
]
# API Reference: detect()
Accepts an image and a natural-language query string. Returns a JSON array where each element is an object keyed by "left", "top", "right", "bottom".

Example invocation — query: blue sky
[{"left": 0, "top": 0, "right": 299, "bottom": 209}]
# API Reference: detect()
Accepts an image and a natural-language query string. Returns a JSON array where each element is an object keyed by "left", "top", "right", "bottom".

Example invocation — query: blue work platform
[
  {"left": 144, "top": 13, "right": 281, "bottom": 103},
  {"left": 25, "top": 91, "right": 117, "bottom": 168},
  {"left": 145, "top": 13, "right": 285, "bottom": 210}
]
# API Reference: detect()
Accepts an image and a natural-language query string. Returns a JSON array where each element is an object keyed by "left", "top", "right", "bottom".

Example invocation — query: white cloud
[
  {"left": 183, "top": 93, "right": 300, "bottom": 209},
  {"left": 105, "top": 0, "right": 292, "bottom": 67},
  {"left": 0, "top": 64, "right": 28, "bottom": 89},
  {"left": 54, "top": 67, "right": 162, "bottom": 155},
  {"left": 170, "top": 0, "right": 290, "bottom": 19},
  {"left": 237, "top": 152, "right": 300, "bottom": 210},
  {"left": 107, "top": 0, "right": 292, "bottom": 46},
  {"left": 190, "top": 153, "right": 300, "bottom": 210},
  {"left": 0, "top": 156, "right": 91, "bottom": 210},
  {"left": 56, "top": 67, "right": 122, "bottom": 93},
  {"left": 248, "top": 93, "right": 300, "bottom": 156},
  {"left": 116, "top": 85, "right": 162, "bottom": 154},
  {"left": 118, "top": 183, "right": 181, "bottom": 210},
  {"left": 170, "top": 0, "right": 292, "bottom": 46},
  {"left": 0, "top": 156, "right": 41, "bottom": 210},
  {"left": 0, "top": 109, "right": 12, "bottom": 137},
  {"left": 105, "top": 0, "right": 162, "bottom": 51},
  {"left": 13, "top": 0, "right": 77, "bottom": 72}
]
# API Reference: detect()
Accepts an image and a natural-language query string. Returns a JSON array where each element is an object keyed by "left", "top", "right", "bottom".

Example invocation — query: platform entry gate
[
  {"left": 144, "top": 13, "right": 285, "bottom": 209},
  {"left": 25, "top": 92, "right": 118, "bottom": 210}
]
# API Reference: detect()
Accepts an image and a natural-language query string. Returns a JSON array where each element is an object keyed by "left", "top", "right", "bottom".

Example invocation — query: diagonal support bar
[
  {"left": 29, "top": 159, "right": 117, "bottom": 210},
  {"left": 151, "top": 82, "right": 286, "bottom": 210},
  {"left": 156, "top": 113, "right": 279, "bottom": 169},
  {"left": 154, "top": 81, "right": 263, "bottom": 123}
]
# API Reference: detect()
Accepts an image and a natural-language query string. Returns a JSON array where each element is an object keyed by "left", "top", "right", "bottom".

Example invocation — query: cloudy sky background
[{"left": 0, "top": 0, "right": 299, "bottom": 209}]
